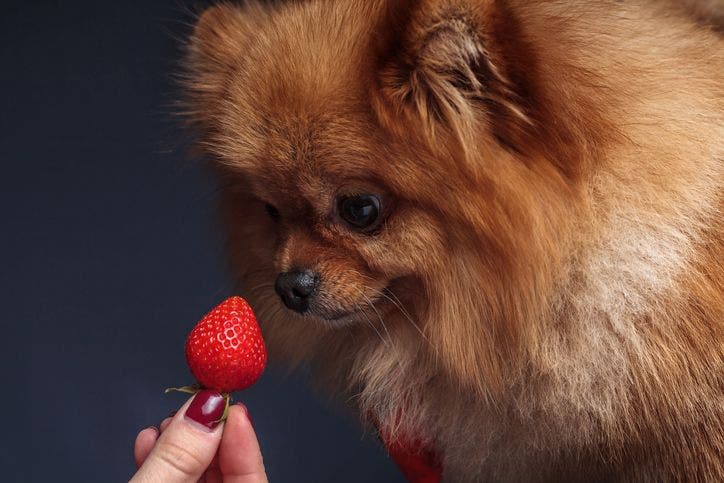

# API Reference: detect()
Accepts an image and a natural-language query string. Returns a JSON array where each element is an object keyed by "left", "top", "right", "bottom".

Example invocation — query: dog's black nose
[{"left": 275, "top": 269, "right": 319, "bottom": 313}]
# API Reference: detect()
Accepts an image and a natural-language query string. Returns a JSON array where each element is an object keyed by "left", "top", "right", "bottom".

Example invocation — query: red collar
[{"left": 381, "top": 435, "right": 443, "bottom": 483}]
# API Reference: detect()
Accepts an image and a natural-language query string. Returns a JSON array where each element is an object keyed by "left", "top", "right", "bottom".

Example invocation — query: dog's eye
[
  {"left": 264, "top": 203, "right": 280, "bottom": 221},
  {"left": 337, "top": 194, "right": 381, "bottom": 231}
]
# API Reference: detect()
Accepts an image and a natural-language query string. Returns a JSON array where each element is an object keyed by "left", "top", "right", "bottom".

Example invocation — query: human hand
[{"left": 131, "top": 390, "right": 267, "bottom": 482}]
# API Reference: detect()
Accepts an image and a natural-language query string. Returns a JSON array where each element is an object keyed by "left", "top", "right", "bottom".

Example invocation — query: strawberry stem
[
  {"left": 213, "top": 393, "right": 232, "bottom": 425},
  {"left": 164, "top": 384, "right": 202, "bottom": 395}
]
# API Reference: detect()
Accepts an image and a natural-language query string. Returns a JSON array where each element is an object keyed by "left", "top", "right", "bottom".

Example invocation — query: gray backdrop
[{"left": 0, "top": 1, "right": 404, "bottom": 481}]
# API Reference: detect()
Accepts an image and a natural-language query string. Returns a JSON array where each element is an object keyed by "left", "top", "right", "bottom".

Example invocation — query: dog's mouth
[
  {"left": 271, "top": 278, "right": 405, "bottom": 329},
  {"left": 313, "top": 301, "right": 381, "bottom": 324},
  {"left": 304, "top": 290, "right": 388, "bottom": 326},
  {"left": 323, "top": 309, "right": 361, "bottom": 323}
]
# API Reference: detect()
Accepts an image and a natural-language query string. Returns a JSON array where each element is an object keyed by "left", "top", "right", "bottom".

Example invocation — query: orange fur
[{"left": 183, "top": 1, "right": 723, "bottom": 480}]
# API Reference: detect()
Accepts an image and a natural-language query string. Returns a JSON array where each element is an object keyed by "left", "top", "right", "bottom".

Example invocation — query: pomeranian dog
[{"left": 182, "top": 0, "right": 723, "bottom": 480}]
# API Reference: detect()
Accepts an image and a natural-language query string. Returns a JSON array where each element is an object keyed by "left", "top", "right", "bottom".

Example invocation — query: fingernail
[
  {"left": 184, "top": 390, "right": 226, "bottom": 430},
  {"left": 235, "top": 402, "right": 253, "bottom": 426}
]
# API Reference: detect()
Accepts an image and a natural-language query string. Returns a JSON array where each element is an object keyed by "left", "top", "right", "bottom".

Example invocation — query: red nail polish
[{"left": 185, "top": 390, "right": 225, "bottom": 430}]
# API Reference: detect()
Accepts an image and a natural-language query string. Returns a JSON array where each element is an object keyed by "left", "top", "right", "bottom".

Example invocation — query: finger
[
  {"left": 218, "top": 404, "right": 267, "bottom": 482},
  {"left": 204, "top": 454, "right": 222, "bottom": 483},
  {"left": 203, "top": 465, "right": 223, "bottom": 483},
  {"left": 160, "top": 416, "right": 173, "bottom": 433},
  {"left": 130, "top": 390, "right": 227, "bottom": 483},
  {"left": 134, "top": 427, "right": 159, "bottom": 468}
]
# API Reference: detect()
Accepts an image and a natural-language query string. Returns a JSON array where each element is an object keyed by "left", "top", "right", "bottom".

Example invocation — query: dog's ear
[
  {"left": 374, "top": 1, "right": 533, "bottom": 156},
  {"left": 183, "top": 3, "right": 267, "bottom": 123},
  {"left": 190, "top": 4, "right": 250, "bottom": 72}
]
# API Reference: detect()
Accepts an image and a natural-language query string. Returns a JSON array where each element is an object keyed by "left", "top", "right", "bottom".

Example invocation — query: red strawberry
[{"left": 166, "top": 296, "right": 267, "bottom": 405}]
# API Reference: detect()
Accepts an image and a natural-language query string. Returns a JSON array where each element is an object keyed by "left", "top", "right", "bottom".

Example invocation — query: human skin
[{"left": 130, "top": 390, "right": 267, "bottom": 483}]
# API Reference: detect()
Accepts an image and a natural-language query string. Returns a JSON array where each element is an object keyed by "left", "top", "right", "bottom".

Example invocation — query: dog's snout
[{"left": 275, "top": 269, "right": 319, "bottom": 313}]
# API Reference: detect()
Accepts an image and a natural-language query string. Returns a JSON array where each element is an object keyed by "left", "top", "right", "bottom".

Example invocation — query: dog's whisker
[
  {"left": 357, "top": 302, "right": 389, "bottom": 347},
  {"left": 245, "top": 282, "right": 275, "bottom": 294},
  {"left": 239, "top": 266, "right": 274, "bottom": 280},
  {"left": 380, "top": 288, "right": 431, "bottom": 346},
  {"left": 358, "top": 289, "right": 393, "bottom": 346},
  {"left": 353, "top": 287, "right": 390, "bottom": 346},
  {"left": 353, "top": 273, "right": 431, "bottom": 347},
  {"left": 258, "top": 304, "right": 285, "bottom": 328},
  {"left": 208, "top": 282, "right": 233, "bottom": 300}
]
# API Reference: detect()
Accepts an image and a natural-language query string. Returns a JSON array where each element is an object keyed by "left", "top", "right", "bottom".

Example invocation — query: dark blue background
[{"left": 0, "top": 1, "right": 403, "bottom": 481}]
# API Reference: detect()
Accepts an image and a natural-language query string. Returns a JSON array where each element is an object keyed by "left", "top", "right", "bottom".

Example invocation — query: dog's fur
[{"left": 183, "top": 1, "right": 723, "bottom": 480}]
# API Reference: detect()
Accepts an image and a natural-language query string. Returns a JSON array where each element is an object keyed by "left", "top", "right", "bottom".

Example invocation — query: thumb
[
  {"left": 130, "top": 390, "right": 227, "bottom": 483},
  {"left": 218, "top": 404, "right": 267, "bottom": 482}
]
